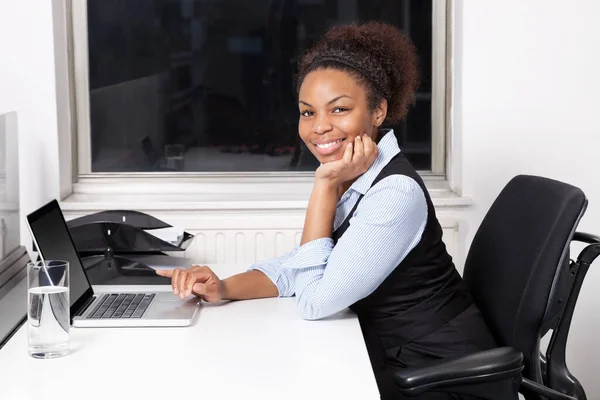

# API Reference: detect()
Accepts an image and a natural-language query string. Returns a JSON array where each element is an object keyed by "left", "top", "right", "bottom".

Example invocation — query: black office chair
[{"left": 394, "top": 175, "right": 600, "bottom": 400}]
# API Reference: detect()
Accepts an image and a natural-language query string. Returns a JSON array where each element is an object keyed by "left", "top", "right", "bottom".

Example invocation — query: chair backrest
[{"left": 463, "top": 175, "right": 587, "bottom": 381}]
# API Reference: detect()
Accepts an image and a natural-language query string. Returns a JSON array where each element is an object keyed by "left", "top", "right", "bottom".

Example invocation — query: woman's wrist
[
  {"left": 220, "top": 278, "right": 231, "bottom": 300},
  {"left": 301, "top": 177, "right": 339, "bottom": 245},
  {"left": 314, "top": 177, "right": 341, "bottom": 193},
  {"left": 221, "top": 270, "right": 279, "bottom": 301}
]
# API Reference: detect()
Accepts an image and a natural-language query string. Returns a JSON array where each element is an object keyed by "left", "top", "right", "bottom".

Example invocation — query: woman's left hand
[{"left": 315, "top": 135, "right": 378, "bottom": 187}]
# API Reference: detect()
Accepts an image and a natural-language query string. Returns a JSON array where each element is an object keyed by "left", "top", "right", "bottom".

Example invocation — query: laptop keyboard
[{"left": 87, "top": 293, "right": 156, "bottom": 319}]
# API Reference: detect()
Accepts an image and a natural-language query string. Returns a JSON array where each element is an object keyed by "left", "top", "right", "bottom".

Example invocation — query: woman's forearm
[
  {"left": 301, "top": 180, "right": 339, "bottom": 245},
  {"left": 221, "top": 180, "right": 338, "bottom": 301},
  {"left": 221, "top": 270, "right": 278, "bottom": 300}
]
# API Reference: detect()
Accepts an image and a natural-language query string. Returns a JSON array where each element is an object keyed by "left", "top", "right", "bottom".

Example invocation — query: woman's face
[{"left": 298, "top": 68, "right": 386, "bottom": 164}]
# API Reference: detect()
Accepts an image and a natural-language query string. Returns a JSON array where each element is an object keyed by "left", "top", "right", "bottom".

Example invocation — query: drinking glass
[{"left": 27, "top": 260, "right": 70, "bottom": 359}]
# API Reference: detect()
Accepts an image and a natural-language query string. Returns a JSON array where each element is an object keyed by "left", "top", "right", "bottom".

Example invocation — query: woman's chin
[{"left": 315, "top": 151, "right": 343, "bottom": 164}]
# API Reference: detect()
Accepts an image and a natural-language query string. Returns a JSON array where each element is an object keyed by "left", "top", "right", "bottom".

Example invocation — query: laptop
[{"left": 26, "top": 200, "right": 200, "bottom": 328}]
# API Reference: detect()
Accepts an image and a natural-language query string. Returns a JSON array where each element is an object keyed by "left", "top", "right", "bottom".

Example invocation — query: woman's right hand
[
  {"left": 155, "top": 265, "right": 223, "bottom": 303},
  {"left": 315, "top": 135, "right": 378, "bottom": 187}
]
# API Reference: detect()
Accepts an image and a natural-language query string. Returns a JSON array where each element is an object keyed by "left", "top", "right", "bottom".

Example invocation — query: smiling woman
[
  {"left": 295, "top": 21, "right": 419, "bottom": 172},
  {"left": 156, "top": 22, "right": 516, "bottom": 400}
]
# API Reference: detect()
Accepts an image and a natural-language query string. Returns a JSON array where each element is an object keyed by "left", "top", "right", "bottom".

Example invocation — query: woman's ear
[{"left": 373, "top": 99, "right": 388, "bottom": 127}]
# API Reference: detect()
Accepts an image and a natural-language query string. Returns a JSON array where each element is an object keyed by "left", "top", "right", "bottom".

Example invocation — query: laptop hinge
[{"left": 74, "top": 295, "right": 97, "bottom": 318}]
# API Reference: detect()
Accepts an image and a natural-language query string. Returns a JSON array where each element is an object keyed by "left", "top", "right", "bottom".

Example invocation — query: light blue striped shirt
[{"left": 249, "top": 130, "right": 428, "bottom": 320}]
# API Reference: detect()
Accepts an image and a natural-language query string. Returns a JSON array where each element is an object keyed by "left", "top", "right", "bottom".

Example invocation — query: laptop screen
[{"left": 26, "top": 200, "right": 93, "bottom": 314}]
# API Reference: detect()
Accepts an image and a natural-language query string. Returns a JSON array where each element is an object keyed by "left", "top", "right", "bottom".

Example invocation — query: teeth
[{"left": 316, "top": 139, "right": 342, "bottom": 149}]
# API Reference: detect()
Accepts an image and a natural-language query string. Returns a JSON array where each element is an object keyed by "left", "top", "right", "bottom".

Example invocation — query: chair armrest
[
  {"left": 572, "top": 232, "right": 600, "bottom": 266},
  {"left": 572, "top": 231, "right": 600, "bottom": 244},
  {"left": 393, "top": 347, "right": 523, "bottom": 397},
  {"left": 578, "top": 243, "right": 600, "bottom": 266}
]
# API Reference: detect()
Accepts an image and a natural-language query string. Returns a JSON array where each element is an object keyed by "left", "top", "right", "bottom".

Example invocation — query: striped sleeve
[
  {"left": 283, "top": 175, "right": 428, "bottom": 320},
  {"left": 247, "top": 248, "right": 299, "bottom": 297}
]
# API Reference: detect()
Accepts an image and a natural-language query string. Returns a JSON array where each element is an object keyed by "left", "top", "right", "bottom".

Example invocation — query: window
[{"left": 71, "top": 0, "right": 449, "bottom": 176}]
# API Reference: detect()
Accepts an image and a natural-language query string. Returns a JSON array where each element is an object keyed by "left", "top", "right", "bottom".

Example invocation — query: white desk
[{"left": 0, "top": 264, "right": 379, "bottom": 399}]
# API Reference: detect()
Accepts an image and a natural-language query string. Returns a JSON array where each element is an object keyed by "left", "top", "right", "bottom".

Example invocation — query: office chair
[{"left": 394, "top": 175, "right": 600, "bottom": 400}]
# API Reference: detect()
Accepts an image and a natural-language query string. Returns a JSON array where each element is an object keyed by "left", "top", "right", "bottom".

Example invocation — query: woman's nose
[{"left": 312, "top": 114, "right": 333, "bottom": 135}]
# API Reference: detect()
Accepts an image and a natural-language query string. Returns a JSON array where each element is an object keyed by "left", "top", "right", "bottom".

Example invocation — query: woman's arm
[
  {"left": 301, "top": 135, "right": 377, "bottom": 245},
  {"left": 290, "top": 175, "right": 428, "bottom": 320},
  {"left": 300, "top": 180, "right": 339, "bottom": 245},
  {"left": 157, "top": 249, "right": 298, "bottom": 301},
  {"left": 155, "top": 176, "right": 425, "bottom": 312},
  {"left": 219, "top": 248, "right": 303, "bottom": 300},
  {"left": 221, "top": 270, "right": 278, "bottom": 300},
  {"left": 159, "top": 136, "right": 378, "bottom": 303}
]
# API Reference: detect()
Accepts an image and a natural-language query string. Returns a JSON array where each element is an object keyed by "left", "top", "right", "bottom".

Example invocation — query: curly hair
[{"left": 296, "top": 21, "right": 420, "bottom": 124}]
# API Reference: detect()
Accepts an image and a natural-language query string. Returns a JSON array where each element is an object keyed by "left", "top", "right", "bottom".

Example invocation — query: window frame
[{"left": 58, "top": 0, "right": 454, "bottom": 199}]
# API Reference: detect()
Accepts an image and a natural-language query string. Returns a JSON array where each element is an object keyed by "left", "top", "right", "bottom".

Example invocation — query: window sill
[{"left": 61, "top": 175, "right": 472, "bottom": 213}]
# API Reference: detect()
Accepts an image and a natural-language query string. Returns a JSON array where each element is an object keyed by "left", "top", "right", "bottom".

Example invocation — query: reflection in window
[{"left": 87, "top": 0, "right": 432, "bottom": 172}]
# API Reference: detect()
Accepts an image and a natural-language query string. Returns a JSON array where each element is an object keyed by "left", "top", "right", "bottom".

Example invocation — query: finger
[
  {"left": 370, "top": 144, "right": 379, "bottom": 163},
  {"left": 177, "top": 269, "right": 188, "bottom": 298},
  {"left": 172, "top": 269, "right": 182, "bottom": 295},
  {"left": 192, "top": 283, "right": 206, "bottom": 298},
  {"left": 184, "top": 272, "right": 197, "bottom": 297},
  {"left": 362, "top": 135, "right": 374, "bottom": 157},
  {"left": 372, "top": 145, "right": 379, "bottom": 161},
  {"left": 155, "top": 269, "right": 173, "bottom": 277},
  {"left": 353, "top": 135, "right": 364, "bottom": 161},
  {"left": 366, "top": 139, "right": 378, "bottom": 168},
  {"left": 343, "top": 142, "right": 353, "bottom": 163}
]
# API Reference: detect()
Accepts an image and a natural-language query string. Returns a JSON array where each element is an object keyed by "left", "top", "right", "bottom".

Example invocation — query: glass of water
[{"left": 27, "top": 260, "right": 70, "bottom": 359}]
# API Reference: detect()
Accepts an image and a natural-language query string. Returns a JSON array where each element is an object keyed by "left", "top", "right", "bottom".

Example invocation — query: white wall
[
  {"left": 457, "top": 0, "right": 600, "bottom": 396},
  {"left": 0, "top": 1, "right": 61, "bottom": 247}
]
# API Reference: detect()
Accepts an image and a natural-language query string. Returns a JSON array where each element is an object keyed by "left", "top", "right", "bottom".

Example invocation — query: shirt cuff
[
  {"left": 247, "top": 238, "right": 333, "bottom": 298},
  {"left": 249, "top": 264, "right": 292, "bottom": 297}
]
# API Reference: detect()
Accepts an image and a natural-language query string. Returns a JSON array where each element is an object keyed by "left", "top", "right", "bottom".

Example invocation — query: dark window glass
[{"left": 87, "top": 0, "right": 433, "bottom": 172}]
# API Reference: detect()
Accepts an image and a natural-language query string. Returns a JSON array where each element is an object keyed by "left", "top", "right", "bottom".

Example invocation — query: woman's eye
[
  {"left": 301, "top": 110, "right": 313, "bottom": 117},
  {"left": 333, "top": 107, "right": 348, "bottom": 113}
]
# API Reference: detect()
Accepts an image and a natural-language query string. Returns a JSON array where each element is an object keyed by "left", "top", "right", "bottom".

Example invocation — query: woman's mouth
[{"left": 313, "top": 138, "right": 345, "bottom": 156}]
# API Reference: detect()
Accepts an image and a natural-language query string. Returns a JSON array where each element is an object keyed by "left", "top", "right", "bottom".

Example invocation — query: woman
[{"left": 157, "top": 22, "right": 515, "bottom": 399}]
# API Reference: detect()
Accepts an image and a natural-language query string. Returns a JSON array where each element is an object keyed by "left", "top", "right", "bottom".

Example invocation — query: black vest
[{"left": 332, "top": 151, "right": 473, "bottom": 366}]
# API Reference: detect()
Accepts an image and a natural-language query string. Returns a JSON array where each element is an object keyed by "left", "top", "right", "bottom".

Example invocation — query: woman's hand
[
  {"left": 155, "top": 265, "right": 223, "bottom": 303},
  {"left": 315, "top": 135, "right": 378, "bottom": 187}
]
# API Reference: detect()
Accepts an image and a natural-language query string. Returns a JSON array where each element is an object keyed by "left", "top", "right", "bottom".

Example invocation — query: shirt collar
[{"left": 348, "top": 129, "right": 401, "bottom": 195}]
